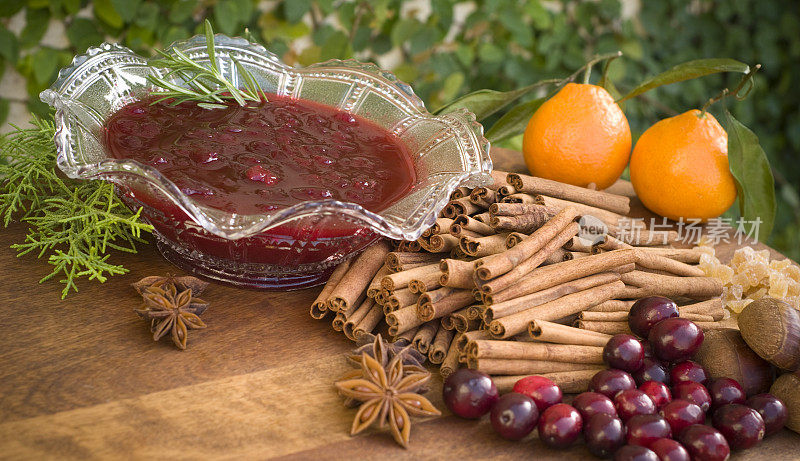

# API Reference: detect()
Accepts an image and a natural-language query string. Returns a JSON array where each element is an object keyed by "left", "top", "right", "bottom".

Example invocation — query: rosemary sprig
[
  {"left": 0, "top": 115, "right": 153, "bottom": 298},
  {"left": 147, "top": 20, "right": 267, "bottom": 109}
]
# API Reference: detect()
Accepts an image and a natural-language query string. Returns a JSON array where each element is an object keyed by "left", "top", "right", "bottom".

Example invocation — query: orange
[
  {"left": 522, "top": 83, "right": 631, "bottom": 190},
  {"left": 630, "top": 109, "right": 737, "bottom": 221}
]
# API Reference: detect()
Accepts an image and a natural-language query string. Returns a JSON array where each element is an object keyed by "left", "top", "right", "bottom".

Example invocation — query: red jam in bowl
[{"left": 103, "top": 94, "right": 417, "bottom": 289}]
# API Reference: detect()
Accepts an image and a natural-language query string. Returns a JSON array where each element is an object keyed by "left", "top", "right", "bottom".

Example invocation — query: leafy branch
[
  {"left": 0, "top": 115, "right": 153, "bottom": 298},
  {"left": 147, "top": 20, "right": 267, "bottom": 109}
]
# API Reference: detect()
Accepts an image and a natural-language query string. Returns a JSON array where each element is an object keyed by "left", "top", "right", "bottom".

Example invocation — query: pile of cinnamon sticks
[{"left": 310, "top": 171, "right": 728, "bottom": 393}]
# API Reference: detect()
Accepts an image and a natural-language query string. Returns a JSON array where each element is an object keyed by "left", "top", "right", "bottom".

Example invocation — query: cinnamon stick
[
  {"left": 417, "top": 289, "right": 476, "bottom": 321},
  {"left": 488, "top": 280, "right": 625, "bottom": 338},
  {"left": 507, "top": 173, "right": 631, "bottom": 215},
  {"left": 381, "top": 263, "right": 440, "bottom": 291},
  {"left": 484, "top": 271, "right": 621, "bottom": 307},
  {"left": 476, "top": 207, "right": 580, "bottom": 281},
  {"left": 449, "top": 225, "right": 483, "bottom": 239},
  {"left": 488, "top": 170, "right": 513, "bottom": 190},
  {"left": 460, "top": 233, "right": 510, "bottom": 257},
  {"left": 450, "top": 307, "right": 481, "bottom": 332},
  {"left": 579, "top": 311, "right": 629, "bottom": 322},
  {"left": 467, "top": 340, "right": 604, "bottom": 364},
  {"left": 411, "top": 321, "right": 439, "bottom": 355},
  {"left": 469, "top": 187, "right": 498, "bottom": 208},
  {"left": 421, "top": 217, "right": 455, "bottom": 238},
  {"left": 408, "top": 268, "right": 443, "bottom": 293},
  {"left": 450, "top": 186, "right": 471, "bottom": 200},
  {"left": 343, "top": 298, "right": 377, "bottom": 340},
  {"left": 457, "top": 329, "right": 492, "bottom": 353},
  {"left": 468, "top": 357, "right": 604, "bottom": 375},
  {"left": 537, "top": 195, "right": 631, "bottom": 231},
  {"left": 422, "top": 233, "right": 460, "bottom": 253},
  {"left": 478, "top": 221, "right": 580, "bottom": 293},
  {"left": 386, "top": 251, "right": 442, "bottom": 272},
  {"left": 501, "top": 192, "right": 538, "bottom": 204},
  {"left": 353, "top": 302, "right": 383, "bottom": 341},
  {"left": 489, "top": 202, "right": 552, "bottom": 217},
  {"left": 620, "top": 271, "right": 723, "bottom": 300},
  {"left": 693, "top": 321, "right": 734, "bottom": 330},
  {"left": 384, "top": 288, "right": 419, "bottom": 312},
  {"left": 679, "top": 313, "right": 717, "bottom": 322},
  {"left": 443, "top": 197, "right": 482, "bottom": 218},
  {"left": 634, "top": 249, "right": 706, "bottom": 277},
  {"left": 564, "top": 236, "right": 594, "bottom": 253},
  {"left": 397, "top": 240, "right": 422, "bottom": 252},
  {"left": 484, "top": 272, "right": 622, "bottom": 321},
  {"left": 328, "top": 240, "right": 390, "bottom": 312},
  {"left": 310, "top": 258, "right": 352, "bottom": 319},
  {"left": 586, "top": 299, "right": 636, "bottom": 312},
  {"left": 429, "top": 327, "right": 456, "bottom": 364},
  {"left": 440, "top": 333, "right": 462, "bottom": 377},
  {"left": 489, "top": 213, "right": 549, "bottom": 233},
  {"left": 440, "top": 258, "right": 477, "bottom": 289},
  {"left": 366, "top": 265, "right": 392, "bottom": 298},
  {"left": 528, "top": 319, "right": 612, "bottom": 347},
  {"left": 482, "top": 249, "right": 636, "bottom": 296},
  {"left": 452, "top": 214, "right": 495, "bottom": 235},
  {"left": 634, "top": 247, "right": 706, "bottom": 264},
  {"left": 386, "top": 305, "right": 426, "bottom": 336},
  {"left": 679, "top": 298, "right": 724, "bottom": 313},
  {"left": 394, "top": 326, "right": 419, "bottom": 344},
  {"left": 576, "top": 320, "right": 632, "bottom": 335},
  {"left": 493, "top": 369, "right": 599, "bottom": 394}
]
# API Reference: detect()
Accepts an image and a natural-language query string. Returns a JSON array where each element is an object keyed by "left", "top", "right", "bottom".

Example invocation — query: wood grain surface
[{"left": 0, "top": 147, "right": 797, "bottom": 459}]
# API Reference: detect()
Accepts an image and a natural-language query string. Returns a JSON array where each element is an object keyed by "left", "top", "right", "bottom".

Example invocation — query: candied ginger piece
[
  {"left": 785, "top": 264, "right": 800, "bottom": 282},
  {"left": 698, "top": 253, "right": 721, "bottom": 273},
  {"left": 755, "top": 249, "right": 771, "bottom": 264},
  {"left": 770, "top": 258, "right": 792, "bottom": 271},
  {"left": 732, "top": 246, "right": 756, "bottom": 267},
  {"left": 723, "top": 284, "right": 743, "bottom": 302},
  {"left": 788, "top": 280, "right": 800, "bottom": 297},
  {"left": 768, "top": 280, "right": 789, "bottom": 299},
  {"left": 726, "top": 298, "right": 753, "bottom": 314},
  {"left": 747, "top": 287, "right": 768, "bottom": 300},
  {"left": 696, "top": 245, "right": 715, "bottom": 257},
  {"left": 712, "top": 265, "right": 734, "bottom": 284},
  {"left": 731, "top": 273, "right": 751, "bottom": 290}
]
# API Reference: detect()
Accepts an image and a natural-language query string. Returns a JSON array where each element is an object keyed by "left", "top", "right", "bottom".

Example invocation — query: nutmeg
[
  {"left": 693, "top": 328, "right": 774, "bottom": 396},
  {"left": 770, "top": 370, "right": 800, "bottom": 434},
  {"left": 738, "top": 297, "right": 800, "bottom": 371}
]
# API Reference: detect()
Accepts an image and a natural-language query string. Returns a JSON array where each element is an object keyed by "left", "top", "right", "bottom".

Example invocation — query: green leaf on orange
[
  {"left": 617, "top": 58, "right": 750, "bottom": 103},
  {"left": 434, "top": 80, "right": 557, "bottom": 120},
  {"left": 485, "top": 97, "right": 544, "bottom": 143},
  {"left": 724, "top": 109, "right": 776, "bottom": 240}
]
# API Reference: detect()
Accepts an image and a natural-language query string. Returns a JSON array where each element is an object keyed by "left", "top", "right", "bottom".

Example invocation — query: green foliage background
[{"left": 1, "top": 0, "right": 798, "bottom": 259}]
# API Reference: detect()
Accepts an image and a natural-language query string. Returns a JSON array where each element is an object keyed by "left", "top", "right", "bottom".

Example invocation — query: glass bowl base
[{"left": 154, "top": 235, "right": 335, "bottom": 290}]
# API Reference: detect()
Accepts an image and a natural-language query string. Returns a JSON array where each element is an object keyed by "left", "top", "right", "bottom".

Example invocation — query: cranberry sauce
[{"left": 104, "top": 94, "right": 416, "bottom": 215}]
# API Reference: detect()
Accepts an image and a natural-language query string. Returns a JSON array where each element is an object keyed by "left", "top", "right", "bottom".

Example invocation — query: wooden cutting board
[{"left": 0, "top": 148, "right": 797, "bottom": 459}]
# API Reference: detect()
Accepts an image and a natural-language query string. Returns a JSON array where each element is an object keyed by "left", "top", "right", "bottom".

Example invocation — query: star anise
[
  {"left": 131, "top": 273, "right": 209, "bottom": 296},
  {"left": 135, "top": 284, "right": 208, "bottom": 350},
  {"left": 347, "top": 333, "right": 427, "bottom": 370},
  {"left": 335, "top": 344, "right": 440, "bottom": 448}
]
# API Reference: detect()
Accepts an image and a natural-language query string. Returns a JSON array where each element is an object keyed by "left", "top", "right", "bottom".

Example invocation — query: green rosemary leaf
[{"left": 0, "top": 114, "right": 153, "bottom": 298}]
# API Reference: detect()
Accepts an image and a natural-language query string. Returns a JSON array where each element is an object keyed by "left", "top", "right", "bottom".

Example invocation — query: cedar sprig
[
  {"left": 0, "top": 115, "right": 153, "bottom": 298},
  {"left": 147, "top": 20, "right": 267, "bottom": 109}
]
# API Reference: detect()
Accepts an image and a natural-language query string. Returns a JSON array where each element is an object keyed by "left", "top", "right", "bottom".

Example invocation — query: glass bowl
[{"left": 41, "top": 34, "right": 491, "bottom": 290}]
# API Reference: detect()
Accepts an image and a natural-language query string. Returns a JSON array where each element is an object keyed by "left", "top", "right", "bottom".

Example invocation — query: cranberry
[
  {"left": 489, "top": 393, "right": 538, "bottom": 440},
  {"left": 537, "top": 403, "right": 583, "bottom": 448},
  {"left": 633, "top": 358, "right": 671, "bottom": 386},
  {"left": 442, "top": 369, "right": 499, "bottom": 419},
  {"left": 613, "top": 445, "right": 659, "bottom": 461},
  {"left": 708, "top": 378, "right": 746, "bottom": 411},
  {"left": 679, "top": 425, "right": 731, "bottom": 461},
  {"left": 604, "top": 334, "right": 646, "bottom": 372},
  {"left": 615, "top": 389, "right": 656, "bottom": 422},
  {"left": 512, "top": 375, "right": 563, "bottom": 412},
  {"left": 648, "top": 318, "right": 704, "bottom": 363},
  {"left": 246, "top": 165, "right": 280, "bottom": 185},
  {"left": 626, "top": 414, "right": 672, "bottom": 447},
  {"left": 628, "top": 296, "right": 679, "bottom": 338},
  {"left": 572, "top": 392, "right": 617, "bottom": 420},
  {"left": 650, "top": 438, "right": 691, "bottom": 461},
  {"left": 639, "top": 381, "right": 672, "bottom": 408},
  {"left": 590, "top": 369, "right": 637, "bottom": 399},
  {"left": 659, "top": 400, "right": 706, "bottom": 437},
  {"left": 712, "top": 404, "right": 766, "bottom": 450},
  {"left": 746, "top": 393, "right": 788, "bottom": 436},
  {"left": 584, "top": 413, "right": 625, "bottom": 457},
  {"left": 670, "top": 360, "right": 709, "bottom": 386},
  {"left": 672, "top": 381, "right": 712, "bottom": 413}
]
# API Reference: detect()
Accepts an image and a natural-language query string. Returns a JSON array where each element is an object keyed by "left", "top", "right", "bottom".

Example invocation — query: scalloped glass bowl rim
[{"left": 41, "top": 34, "right": 492, "bottom": 241}]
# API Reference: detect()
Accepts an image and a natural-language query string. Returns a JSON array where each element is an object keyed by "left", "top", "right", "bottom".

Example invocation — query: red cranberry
[
  {"left": 573, "top": 392, "right": 617, "bottom": 420},
  {"left": 746, "top": 393, "right": 788, "bottom": 436},
  {"left": 659, "top": 399, "right": 706, "bottom": 437},
  {"left": 626, "top": 414, "right": 672, "bottom": 447},
  {"left": 537, "top": 403, "right": 583, "bottom": 448},
  {"left": 670, "top": 360, "right": 709, "bottom": 386},
  {"left": 614, "top": 445, "right": 659, "bottom": 461},
  {"left": 639, "top": 381, "right": 672, "bottom": 408},
  {"left": 650, "top": 438, "right": 691, "bottom": 461},
  {"left": 590, "top": 369, "right": 637, "bottom": 399},
  {"left": 615, "top": 389, "right": 656, "bottom": 422},
  {"left": 708, "top": 378, "right": 746, "bottom": 411},
  {"left": 679, "top": 424, "right": 731, "bottom": 461},
  {"left": 648, "top": 318, "right": 704, "bottom": 362},
  {"left": 712, "top": 403, "right": 765, "bottom": 450},
  {"left": 584, "top": 413, "right": 625, "bottom": 457},
  {"left": 672, "top": 381, "right": 712, "bottom": 413},
  {"left": 633, "top": 358, "right": 671, "bottom": 386},
  {"left": 442, "top": 369, "right": 499, "bottom": 419},
  {"left": 604, "top": 334, "right": 646, "bottom": 372},
  {"left": 512, "top": 375, "right": 563, "bottom": 412},
  {"left": 628, "top": 296, "right": 679, "bottom": 338},
  {"left": 490, "top": 393, "right": 539, "bottom": 440}
]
